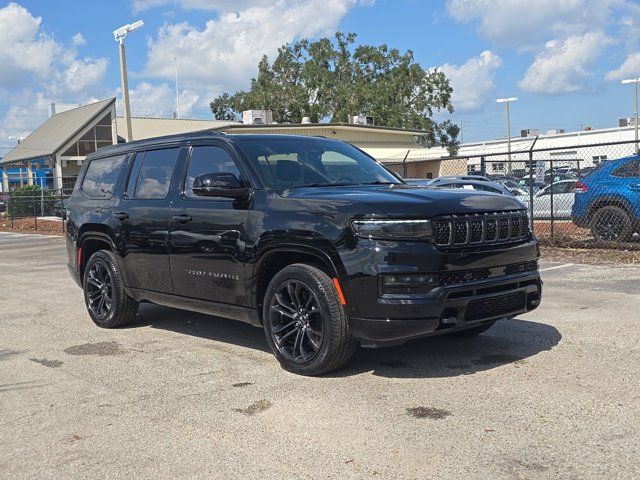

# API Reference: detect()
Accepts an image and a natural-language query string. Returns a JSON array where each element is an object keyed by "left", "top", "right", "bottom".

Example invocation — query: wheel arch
[
  {"left": 77, "top": 228, "right": 119, "bottom": 285},
  {"left": 587, "top": 195, "right": 633, "bottom": 217},
  {"left": 252, "top": 245, "right": 344, "bottom": 318}
]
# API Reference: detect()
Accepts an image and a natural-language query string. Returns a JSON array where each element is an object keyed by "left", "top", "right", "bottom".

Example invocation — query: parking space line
[{"left": 539, "top": 263, "right": 575, "bottom": 272}]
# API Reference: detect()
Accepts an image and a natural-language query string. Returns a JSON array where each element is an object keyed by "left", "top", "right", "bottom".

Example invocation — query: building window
[
  {"left": 61, "top": 112, "right": 113, "bottom": 157},
  {"left": 493, "top": 162, "right": 505, "bottom": 172},
  {"left": 592, "top": 155, "right": 607, "bottom": 165}
]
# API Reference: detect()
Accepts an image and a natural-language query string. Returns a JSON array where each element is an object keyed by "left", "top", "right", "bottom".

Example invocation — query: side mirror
[{"left": 192, "top": 173, "right": 250, "bottom": 199}]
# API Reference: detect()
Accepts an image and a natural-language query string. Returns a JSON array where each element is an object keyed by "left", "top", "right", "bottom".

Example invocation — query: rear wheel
[
  {"left": 590, "top": 206, "right": 633, "bottom": 242},
  {"left": 262, "top": 264, "right": 356, "bottom": 376},
  {"left": 83, "top": 250, "right": 138, "bottom": 328}
]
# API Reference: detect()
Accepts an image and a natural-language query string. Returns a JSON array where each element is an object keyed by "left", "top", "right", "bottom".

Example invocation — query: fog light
[{"left": 381, "top": 273, "right": 438, "bottom": 295}]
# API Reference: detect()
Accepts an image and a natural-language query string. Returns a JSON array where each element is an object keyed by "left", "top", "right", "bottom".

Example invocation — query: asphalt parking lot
[{"left": 1, "top": 232, "right": 639, "bottom": 479}]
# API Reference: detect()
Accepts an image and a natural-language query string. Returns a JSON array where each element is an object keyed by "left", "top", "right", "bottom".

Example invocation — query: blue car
[{"left": 572, "top": 155, "right": 640, "bottom": 241}]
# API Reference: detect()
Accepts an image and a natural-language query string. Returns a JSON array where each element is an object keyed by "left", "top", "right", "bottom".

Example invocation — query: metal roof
[{"left": 0, "top": 98, "right": 115, "bottom": 166}]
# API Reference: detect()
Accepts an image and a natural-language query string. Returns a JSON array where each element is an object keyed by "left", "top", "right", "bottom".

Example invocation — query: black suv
[{"left": 66, "top": 132, "right": 541, "bottom": 375}]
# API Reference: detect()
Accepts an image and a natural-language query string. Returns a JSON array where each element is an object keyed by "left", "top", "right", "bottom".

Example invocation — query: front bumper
[{"left": 348, "top": 271, "right": 541, "bottom": 347}]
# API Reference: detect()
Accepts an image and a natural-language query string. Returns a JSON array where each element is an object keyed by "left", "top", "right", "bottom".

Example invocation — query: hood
[{"left": 283, "top": 184, "right": 527, "bottom": 217}]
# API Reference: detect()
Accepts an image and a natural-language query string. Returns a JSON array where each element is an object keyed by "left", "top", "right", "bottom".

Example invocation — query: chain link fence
[
  {"left": 384, "top": 139, "right": 640, "bottom": 249},
  {"left": 0, "top": 179, "right": 75, "bottom": 235}
]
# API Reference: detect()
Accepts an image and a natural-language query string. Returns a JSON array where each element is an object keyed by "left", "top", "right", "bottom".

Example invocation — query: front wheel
[
  {"left": 262, "top": 264, "right": 356, "bottom": 376},
  {"left": 83, "top": 250, "right": 138, "bottom": 328}
]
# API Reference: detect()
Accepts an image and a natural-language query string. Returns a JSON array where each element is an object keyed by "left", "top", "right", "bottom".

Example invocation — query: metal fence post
[
  {"left": 527, "top": 136, "right": 538, "bottom": 235},
  {"left": 9, "top": 191, "right": 14, "bottom": 229},
  {"left": 40, "top": 188, "right": 44, "bottom": 217},
  {"left": 33, "top": 190, "right": 38, "bottom": 231},
  {"left": 528, "top": 151, "right": 535, "bottom": 235},
  {"left": 549, "top": 158, "right": 554, "bottom": 238},
  {"left": 480, "top": 156, "right": 486, "bottom": 177},
  {"left": 60, "top": 188, "right": 65, "bottom": 234}
]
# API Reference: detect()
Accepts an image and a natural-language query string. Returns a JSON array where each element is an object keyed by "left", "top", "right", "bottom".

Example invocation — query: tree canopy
[{"left": 210, "top": 33, "right": 459, "bottom": 154}]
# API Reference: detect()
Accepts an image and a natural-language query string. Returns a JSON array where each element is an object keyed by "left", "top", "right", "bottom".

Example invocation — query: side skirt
[{"left": 125, "top": 288, "right": 262, "bottom": 327}]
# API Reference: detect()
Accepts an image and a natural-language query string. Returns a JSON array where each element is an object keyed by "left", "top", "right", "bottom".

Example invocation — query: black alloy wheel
[
  {"left": 83, "top": 250, "right": 138, "bottom": 328},
  {"left": 262, "top": 263, "right": 357, "bottom": 376},
  {"left": 85, "top": 259, "right": 114, "bottom": 320},
  {"left": 269, "top": 280, "right": 324, "bottom": 363}
]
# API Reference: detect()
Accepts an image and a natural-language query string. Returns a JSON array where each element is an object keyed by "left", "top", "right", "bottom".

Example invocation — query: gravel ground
[{"left": 0, "top": 232, "right": 639, "bottom": 479}]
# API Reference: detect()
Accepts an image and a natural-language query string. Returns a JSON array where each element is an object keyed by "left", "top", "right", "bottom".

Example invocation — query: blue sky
[{"left": 1, "top": 0, "right": 639, "bottom": 152}]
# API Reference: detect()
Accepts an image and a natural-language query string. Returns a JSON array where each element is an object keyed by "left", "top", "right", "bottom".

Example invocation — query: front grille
[
  {"left": 440, "top": 269, "right": 491, "bottom": 286},
  {"left": 439, "top": 261, "right": 538, "bottom": 287},
  {"left": 432, "top": 211, "right": 529, "bottom": 248},
  {"left": 464, "top": 291, "right": 526, "bottom": 321},
  {"left": 504, "top": 260, "right": 538, "bottom": 276}
]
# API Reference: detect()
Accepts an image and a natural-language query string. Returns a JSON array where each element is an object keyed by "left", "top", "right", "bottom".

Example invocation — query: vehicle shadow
[{"left": 128, "top": 304, "right": 561, "bottom": 379}]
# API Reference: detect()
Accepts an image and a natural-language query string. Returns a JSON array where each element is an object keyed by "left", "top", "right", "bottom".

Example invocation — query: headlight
[{"left": 350, "top": 219, "right": 433, "bottom": 240}]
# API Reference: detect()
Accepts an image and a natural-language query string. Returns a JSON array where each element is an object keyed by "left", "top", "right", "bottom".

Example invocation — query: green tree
[{"left": 210, "top": 33, "right": 460, "bottom": 154}]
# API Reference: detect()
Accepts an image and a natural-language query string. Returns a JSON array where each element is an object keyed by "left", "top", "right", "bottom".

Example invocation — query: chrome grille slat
[{"left": 432, "top": 211, "right": 530, "bottom": 248}]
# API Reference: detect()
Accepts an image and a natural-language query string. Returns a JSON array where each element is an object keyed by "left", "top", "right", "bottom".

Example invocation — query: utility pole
[
  {"left": 459, "top": 120, "right": 463, "bottom": 143},
  {"left": 496, "top": 97, "right": 518, "bottom": 172},
  {"left": 113, "top": 20, "right": 144, "bottom": 142},
  {"left": 622, "top": 78, "right": 640, "bottom": 154}
]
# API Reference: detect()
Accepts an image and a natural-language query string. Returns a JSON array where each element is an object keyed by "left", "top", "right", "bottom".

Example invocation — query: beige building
[{"left": 1, "top": 98, "right": 464, "bottom": 192}]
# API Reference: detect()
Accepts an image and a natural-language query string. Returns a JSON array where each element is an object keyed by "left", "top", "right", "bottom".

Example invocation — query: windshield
[{"left": 236, "top": 137, "right": 402, "bottom": 189}]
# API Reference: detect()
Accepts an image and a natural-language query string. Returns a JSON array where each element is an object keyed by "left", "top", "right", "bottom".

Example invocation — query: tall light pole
[
  {"left": 174, "top": 56, "right": 180, "bottom": 119},
  {"left": 496, "top": 97, "right": 518, "bottom": 171},
  {"left": 113, "top": 20, "right": 144, "bottom": 142},
  {"left": 622, "top": 78, "right": 640, "bottom": 154}
]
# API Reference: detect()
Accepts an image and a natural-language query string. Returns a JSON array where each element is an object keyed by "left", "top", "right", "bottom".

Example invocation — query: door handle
[
  {"left": 172, "top": 214, "right": 192, "bottom": 223},
  {"left": 114, "top": 212, "right": 129, "bottom": 221}
]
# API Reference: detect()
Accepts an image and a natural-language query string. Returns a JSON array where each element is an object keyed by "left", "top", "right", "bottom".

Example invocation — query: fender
[{"left": 248, "top": 241, "right": 346, "bottom": 310}]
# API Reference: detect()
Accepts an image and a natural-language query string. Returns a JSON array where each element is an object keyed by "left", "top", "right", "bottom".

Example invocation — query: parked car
[
  {"left": 572, "top": 155, "right": 640, "bottom": 241},
  {"left": 413, "top": 177, "right": 519, "bottom": 197},
  {"left": 519, "top": 180, "right": 579, "bottom": 219},
  {"left": 518, "top": 177, "right": 547, "bottom": 192},
  {"left": 65, "top": 132, "right": 541, "bottom": 375}
]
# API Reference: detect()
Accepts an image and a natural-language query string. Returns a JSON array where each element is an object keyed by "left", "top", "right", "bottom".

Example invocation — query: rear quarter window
[{"left": 81, "top": 155, "right": 126, "bottom": 199}]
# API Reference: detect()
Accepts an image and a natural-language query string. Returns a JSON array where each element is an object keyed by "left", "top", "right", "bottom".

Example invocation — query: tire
[
  {"left": 83, "top": 250, "right": 138, "bottom": 328},
  {"left": 448, "top": 321, "right": 496, "bottom": 337},
  {"left": 262, "top": 264, "right": 357, "bottom": 376},
  {"left": 590, "top": 206, "right": 633, "bottom": 242}
]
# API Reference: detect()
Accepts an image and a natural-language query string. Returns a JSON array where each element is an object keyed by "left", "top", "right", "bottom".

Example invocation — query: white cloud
[
  {"left": 518, "top": 31, "right": 615, "bottom": 94},
  {"left": 606, "top": 52, "right": 640, "bottom": 80},
  {"left": 438, "top": 50, "right": 502, "bottom": 111},
  {"left": 143, "top": 0, "right": 370, "bottom": 101},
  {"left": 446, "top": 0, "right": 621, "bottom": 47},
  {"left": 133, "top": 0, "right": 274, "bottom": 13},
  {"left": 0, "top": 2, "right": 59, "bottom": 86},
  {"left": 0, "top": 3, "right": 108, "bottom": 97},
  {"left": 128, "top": 81, "right": 199, "bottom": 117},
  {"left": 72, "top": 32, "right": 87, "bottom": 46}
]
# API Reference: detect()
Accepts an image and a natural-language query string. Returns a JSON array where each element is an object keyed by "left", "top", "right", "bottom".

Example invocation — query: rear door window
[
  {"left": 126, "top": 148, "right": 180, "bottom": 199},
  {"left": 81, "top": 155, "right": 126, "bottom": 199}
]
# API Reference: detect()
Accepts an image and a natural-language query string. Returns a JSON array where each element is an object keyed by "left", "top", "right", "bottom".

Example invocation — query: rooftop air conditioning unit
[
  {"left": 520, "top": 128, "right": 540, "bottom": 138},
  {"left": 349, "top": 114, "right": 375, "bottom": 126},
  {"left": 242, "top": 110, "right": 273, "bottom": 125},
  {"left": 546, "top": 129, "right": 565, "bottom": 135}
]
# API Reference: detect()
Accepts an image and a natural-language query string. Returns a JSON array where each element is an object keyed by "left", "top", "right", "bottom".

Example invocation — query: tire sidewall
[
  {"left": 590, "top": 206, "right": 632, "bottom": 241},
  {"left": 83, "top": 251, "right": 122, "bottom": 327},
  {"left": 262, "top": 266, "right": 345, "bottom": 375}
]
